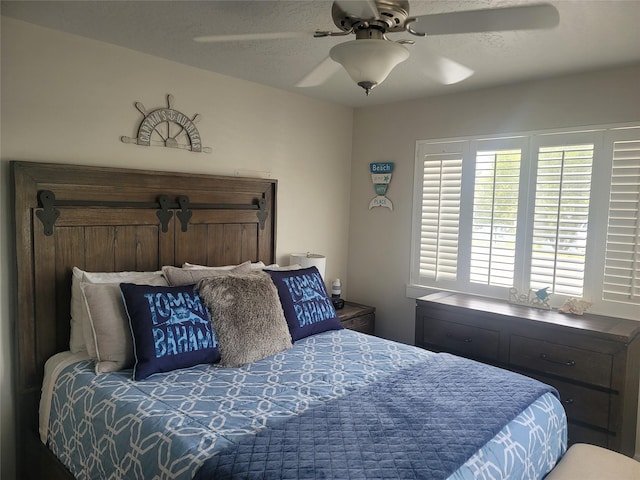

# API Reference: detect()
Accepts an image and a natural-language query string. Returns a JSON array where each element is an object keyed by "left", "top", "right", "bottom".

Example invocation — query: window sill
[{"left": 406, "top": 283, "right": 440, "bottom": 299}]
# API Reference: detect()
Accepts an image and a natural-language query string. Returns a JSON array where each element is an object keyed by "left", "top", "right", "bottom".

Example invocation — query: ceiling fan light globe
[{"left": 329, "top": 39, "right": 409, "bottom": 90}]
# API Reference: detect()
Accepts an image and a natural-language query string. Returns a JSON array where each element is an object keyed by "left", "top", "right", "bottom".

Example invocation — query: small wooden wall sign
[
  {"left": 369, "top": 162, "right": 394, "bottom": 210},
  {"left": 121, "top": 94, "right": 211, "bottom": 153}
]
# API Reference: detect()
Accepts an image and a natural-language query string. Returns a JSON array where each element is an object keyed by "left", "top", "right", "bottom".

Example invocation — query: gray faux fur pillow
[{"left": 196, "top": 272, "right": 292, "bottom": 367}]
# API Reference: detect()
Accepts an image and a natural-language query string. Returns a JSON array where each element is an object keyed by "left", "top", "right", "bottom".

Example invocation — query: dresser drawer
[
  {"left": 510, "top": 335, "right": 612, "bottom": 388},
  {"left": 567, "top": 422, "right": 610, "bottom": 449},
  {"left": 556, "top": 379, "right": 610, "bottom": 429},
  {"left": 523, "top": 372, "right": 610, "bottom": 429},
  {"left": 419, "top": 318, "right": 500, "bottom": 361}
]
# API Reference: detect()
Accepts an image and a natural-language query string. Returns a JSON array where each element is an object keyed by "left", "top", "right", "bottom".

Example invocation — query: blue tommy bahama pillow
[
  {"left": 266, "top": 266, "right": 343, "bottom": 341},
  {"left": 120, "top": 283, "right": 220, "bottom": 380}
]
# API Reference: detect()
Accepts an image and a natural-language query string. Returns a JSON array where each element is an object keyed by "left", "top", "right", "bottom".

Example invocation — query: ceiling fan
[{"left": 194, "top": 1, "right": 560, "bottom": 95}]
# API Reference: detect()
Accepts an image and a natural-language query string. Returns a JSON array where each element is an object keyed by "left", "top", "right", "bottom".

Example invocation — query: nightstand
[{"left": 337, "top": 301, "right": 375, "bottom": 335}]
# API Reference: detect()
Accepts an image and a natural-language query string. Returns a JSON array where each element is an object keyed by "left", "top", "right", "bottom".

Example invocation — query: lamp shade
[
  {"left": 330, "top": 39, "right": 409, "bottom": 93},
  {"left": 289, "top": 253, "right": 326, "bottom": 279}
]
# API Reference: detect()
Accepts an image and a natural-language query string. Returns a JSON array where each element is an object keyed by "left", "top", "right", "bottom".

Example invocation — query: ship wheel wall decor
[{"left": 121, "top": 94, "right": 212, "bottom": 153}]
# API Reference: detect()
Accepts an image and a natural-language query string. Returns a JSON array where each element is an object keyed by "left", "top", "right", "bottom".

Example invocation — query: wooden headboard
[{"left": 11, "top": 161, "right": 277, "bottom": 479}]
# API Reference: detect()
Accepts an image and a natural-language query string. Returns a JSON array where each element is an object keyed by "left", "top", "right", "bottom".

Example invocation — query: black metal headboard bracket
[{"left": 35, "top": 189, "right": 268, "bottom": 235}]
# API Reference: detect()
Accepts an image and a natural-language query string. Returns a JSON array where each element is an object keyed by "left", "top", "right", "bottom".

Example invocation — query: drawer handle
[
  {"left": 563, "top": 398, "right": 575, "bottom": 405},
  {"left": 446, "top": 333, "right": 473, "bottom": 343},
  {"left": 539, "top": 353, "right": 576, "bottom": 367}
]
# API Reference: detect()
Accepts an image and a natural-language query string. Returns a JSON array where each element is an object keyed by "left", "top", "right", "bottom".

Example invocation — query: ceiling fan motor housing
[{"left": 332, "top": 0, "right": 411, "bottom": 34}]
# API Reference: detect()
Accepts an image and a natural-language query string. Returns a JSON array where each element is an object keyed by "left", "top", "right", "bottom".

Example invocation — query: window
[
  {"left": 410, "top": 125, "right": 640, "bottom": 320},
  {"left": 418, "top": 148, "right": 462, "bottom": 282},
  {"left": 603, "top": 132, "right": 640, "bottom": 305},
  {"left": 530, "top": 144, "right": 593, "bottom": 296},
  {"left": 470, "top": 148, "right": 521, "bottom": 288}
]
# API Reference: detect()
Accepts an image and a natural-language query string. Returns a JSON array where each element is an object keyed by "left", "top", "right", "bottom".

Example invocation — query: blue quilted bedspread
[
  {"left": 46, "top": 330, "right": 565, "bottom": 479},
  {"left": 195, "top": 353, "right": 558, "bottom": 480}
]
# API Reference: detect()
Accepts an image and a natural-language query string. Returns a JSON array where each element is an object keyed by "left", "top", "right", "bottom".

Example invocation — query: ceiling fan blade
[
  {"left": 334, "top": 0, "right": 380, "bottom": 20},
  {"left": 411, "top": 3, "right": 559, "bottom": 36},
  {"left": 295, "top": 56, "right": 341, "bottom": 88},
  {"left": 419, "top": 51, "right": 474, "bottom": 85},
  {"left": 194, "top": 32, "right": 311, "bottom": 43}
]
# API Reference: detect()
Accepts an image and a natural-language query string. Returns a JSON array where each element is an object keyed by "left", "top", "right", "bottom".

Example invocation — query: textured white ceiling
[{"left": 3, "top": 0, "right": 640, "bottom": 107}]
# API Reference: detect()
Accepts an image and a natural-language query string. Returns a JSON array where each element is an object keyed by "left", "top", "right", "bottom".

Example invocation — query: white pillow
[
  {"left": 162, "top": 261, "right": 251, "bottom": 286},
  {"left": 69, "top": 267, "right": 167, "bottom": 355},
  {"left": 182, "top": 261, "right": 266, "bottom": 270},
  {"left": 69, "top": 267, "right": 87, "bottom": 354},
  {"left": 262, "top": 264, "right": 302, "bottom": 271},
  {"left": 80, "top": 283, "right": 134, "bottom": 374}
]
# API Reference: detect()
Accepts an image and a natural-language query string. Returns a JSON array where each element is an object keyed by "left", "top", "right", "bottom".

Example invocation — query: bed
[{"left": 11, "top": 161, "right": 567, "bottom": 480}]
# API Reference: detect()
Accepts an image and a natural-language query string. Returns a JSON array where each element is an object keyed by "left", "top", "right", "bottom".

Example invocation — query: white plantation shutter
[
  {"left": 419, "top": 153, "right": 462, "bottom": 281},
  {"left": 470, "top": 149, "right": 521, "bottom": 287},
  {"left": 603, "top": 139, "right": 640, "bottom": 305},
  {"left": 411, "top": 124, "right": 639, "bottom": 320},
  {"left": 530, "top": 144, "right": 594, "bottom": 296}
]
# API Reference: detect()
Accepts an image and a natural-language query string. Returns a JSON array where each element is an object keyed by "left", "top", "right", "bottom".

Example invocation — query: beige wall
[
  {"left": 347, "top": 63, "right": 640, "bottom": 459},
  {"left": 0, "top": 17, "right": 353, "bottom": 479}
]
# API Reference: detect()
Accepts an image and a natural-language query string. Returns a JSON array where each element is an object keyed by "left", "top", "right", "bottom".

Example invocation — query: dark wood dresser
[
  {"left": 415, "top": 292, "right": 640, "bottom": 457},
  {"left": 338, "top": 301, "right": 375, "bottom": 335}
]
